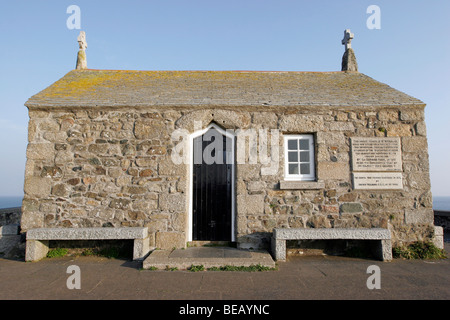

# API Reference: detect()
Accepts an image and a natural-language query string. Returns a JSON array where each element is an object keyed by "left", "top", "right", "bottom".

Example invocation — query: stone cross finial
[
  {"left": 76, "top": 31, "right": 87, "bottom": 70},
  {"left": 341, "top": 29, "right": 354, "bottom": 50},
  {"left": 77, "top": 31, "right": 87, "bottom": 50},
  {"left": 341, "top": 29, "right": 358, "bottom": 72}
]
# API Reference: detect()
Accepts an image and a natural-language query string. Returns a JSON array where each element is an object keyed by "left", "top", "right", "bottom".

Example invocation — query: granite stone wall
[{"left": 21, "top": 106, "right": 434, "bottom": 249}]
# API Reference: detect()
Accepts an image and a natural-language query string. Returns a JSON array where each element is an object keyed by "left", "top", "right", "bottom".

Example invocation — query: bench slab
[
  {"left": 272, "top": 228, "right": 392, "bottom": 262},
  {"left": 25, "top": 227, "right": 149, "bottom": 262},
  {"left": 26, "top": 227, "right": 147, "bottom": 240},
  {"left": 273, "top": 228, "right": 391, "bottom": 240}
]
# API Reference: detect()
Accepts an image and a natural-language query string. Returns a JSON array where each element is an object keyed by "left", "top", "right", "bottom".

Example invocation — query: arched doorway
[{"left": 189, "top": 123, "right": 235, "bottom": 241}]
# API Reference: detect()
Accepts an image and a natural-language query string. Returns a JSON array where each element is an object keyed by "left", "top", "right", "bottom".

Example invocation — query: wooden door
[{"left": 192, "top": 128, "right": 233, "bottom": 241}]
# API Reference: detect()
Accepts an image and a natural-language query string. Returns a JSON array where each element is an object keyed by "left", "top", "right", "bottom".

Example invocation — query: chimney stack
[{"left": 341, "top": 29, "right": 358, "bottom": 72}]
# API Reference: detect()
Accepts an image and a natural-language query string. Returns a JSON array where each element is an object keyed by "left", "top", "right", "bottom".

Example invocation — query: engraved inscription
[
  {"left": 351, "top": 137, "right": 402, "bottom": 171},
  {"left": 353, "top": 172, "right": 403, "bottom": 190}
]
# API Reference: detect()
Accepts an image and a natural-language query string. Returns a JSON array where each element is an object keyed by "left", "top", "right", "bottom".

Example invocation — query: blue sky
[{"left": 0, "top": 0, "right": 449, "bottom": 196}]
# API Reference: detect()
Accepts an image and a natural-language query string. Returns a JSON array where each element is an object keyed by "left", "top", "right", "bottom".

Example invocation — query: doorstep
[{"left": 142, "top": 246, "right": 276, "bottom": 270}]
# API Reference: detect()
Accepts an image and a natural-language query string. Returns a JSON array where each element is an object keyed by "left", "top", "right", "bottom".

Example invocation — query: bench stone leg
[
  {"left": 372, "top": 239, "right": 392, "bottom": 261},
  {"left": 133, "top": 237, "right": 149, "bottom": 260},
  {"left": 25, "top": 240, "right": 49, "bottom": 262},
  {"left": 381, "top": 239, "right": 392, "bottom": 261},
  {"left": 271, "top": 237, "right": 286, "bottom": 261}
]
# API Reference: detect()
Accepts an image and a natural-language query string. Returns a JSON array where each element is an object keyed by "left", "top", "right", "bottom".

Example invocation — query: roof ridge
[{"left": 76, "top": 69, "right": 345, "bottom": 74}]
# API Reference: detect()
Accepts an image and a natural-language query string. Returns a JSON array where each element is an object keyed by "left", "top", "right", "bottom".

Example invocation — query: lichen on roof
[{"left": 25, "top": 69, "right": 424, "bottom": 109}]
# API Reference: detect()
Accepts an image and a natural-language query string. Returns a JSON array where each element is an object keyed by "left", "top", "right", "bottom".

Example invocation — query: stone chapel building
[{"left": 21, "top": 30, "right": 439, "bottom": 257}]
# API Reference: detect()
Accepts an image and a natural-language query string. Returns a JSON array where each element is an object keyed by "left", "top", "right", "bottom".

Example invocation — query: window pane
[
  {"left": 299, "top": 139, "right": 309, "bottom": 150},
  {"left": 288, "top": 151, "right": 298, "bottom": 162},
  {"left": 300, "top": 151, "right": 309, "bottom": 162},
  {"left": 288, "top": 164, "right": 299, "bottom": 175},
  {"left": 300, "top": 163, "right": 310, "bottom": 175},
  {"left": 287, "top": 139, "right": 298, "bottom": 150}
]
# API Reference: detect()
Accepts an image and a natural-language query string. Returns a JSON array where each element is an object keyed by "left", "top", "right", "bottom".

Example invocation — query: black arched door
[{"left": 192, "top": 128, "right": 233, "bottom": 241}]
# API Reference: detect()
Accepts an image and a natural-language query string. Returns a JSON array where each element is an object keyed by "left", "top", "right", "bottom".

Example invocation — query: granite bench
[
  {"left": 25, "top": 227, "right": 149, "bottom": 262},
  {"left": 271, "top": 228, "right": 392, "bottom": 261}
]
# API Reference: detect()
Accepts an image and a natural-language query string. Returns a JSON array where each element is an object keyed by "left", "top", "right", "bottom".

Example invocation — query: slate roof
[{"left": 25, "top": 69, "right": 424, "bottom": 109}]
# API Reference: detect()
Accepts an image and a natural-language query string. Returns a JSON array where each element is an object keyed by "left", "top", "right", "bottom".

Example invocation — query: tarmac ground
[{"left": 0, "top": 243, "right": 449, "bottom": 302}]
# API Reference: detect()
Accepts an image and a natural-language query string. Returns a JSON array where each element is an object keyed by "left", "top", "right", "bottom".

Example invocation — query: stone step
[{"left": 142, "top": 247, "right": 276, "bottom": 270}]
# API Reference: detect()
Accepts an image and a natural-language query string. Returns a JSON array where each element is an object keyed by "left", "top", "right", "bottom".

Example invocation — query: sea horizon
[
  {"left": 433, "top": 196, "right": 450, "bottom": 211},
  {"left": 0, "top": 196, "right": 23, "bottom": 209},
  {"left": 1, "top": 195, "right": 450, "bottom": 211}
]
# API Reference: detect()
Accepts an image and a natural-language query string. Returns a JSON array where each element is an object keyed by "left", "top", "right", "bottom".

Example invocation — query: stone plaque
[
  {"left": 353, "top": 172, "right": 403, "bottom": 190},
  {"left": 351, "top": 137, "right": 402, "bottom": 171}
]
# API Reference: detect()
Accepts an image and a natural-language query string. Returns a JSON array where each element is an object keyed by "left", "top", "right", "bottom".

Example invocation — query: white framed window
[{"left": 284, "top": 134, "right": 315, "bottom": 181}]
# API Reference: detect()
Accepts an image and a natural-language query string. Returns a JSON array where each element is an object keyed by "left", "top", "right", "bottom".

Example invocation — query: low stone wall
[
  {"left": 434, "top": 210, "right": 450, "bottom": 233},
  {"left": 0, "top": 207, "right": 22, "bottom": 258},
  {"left": 0, "top": 207, "right": 21, "bottom": 227}
]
